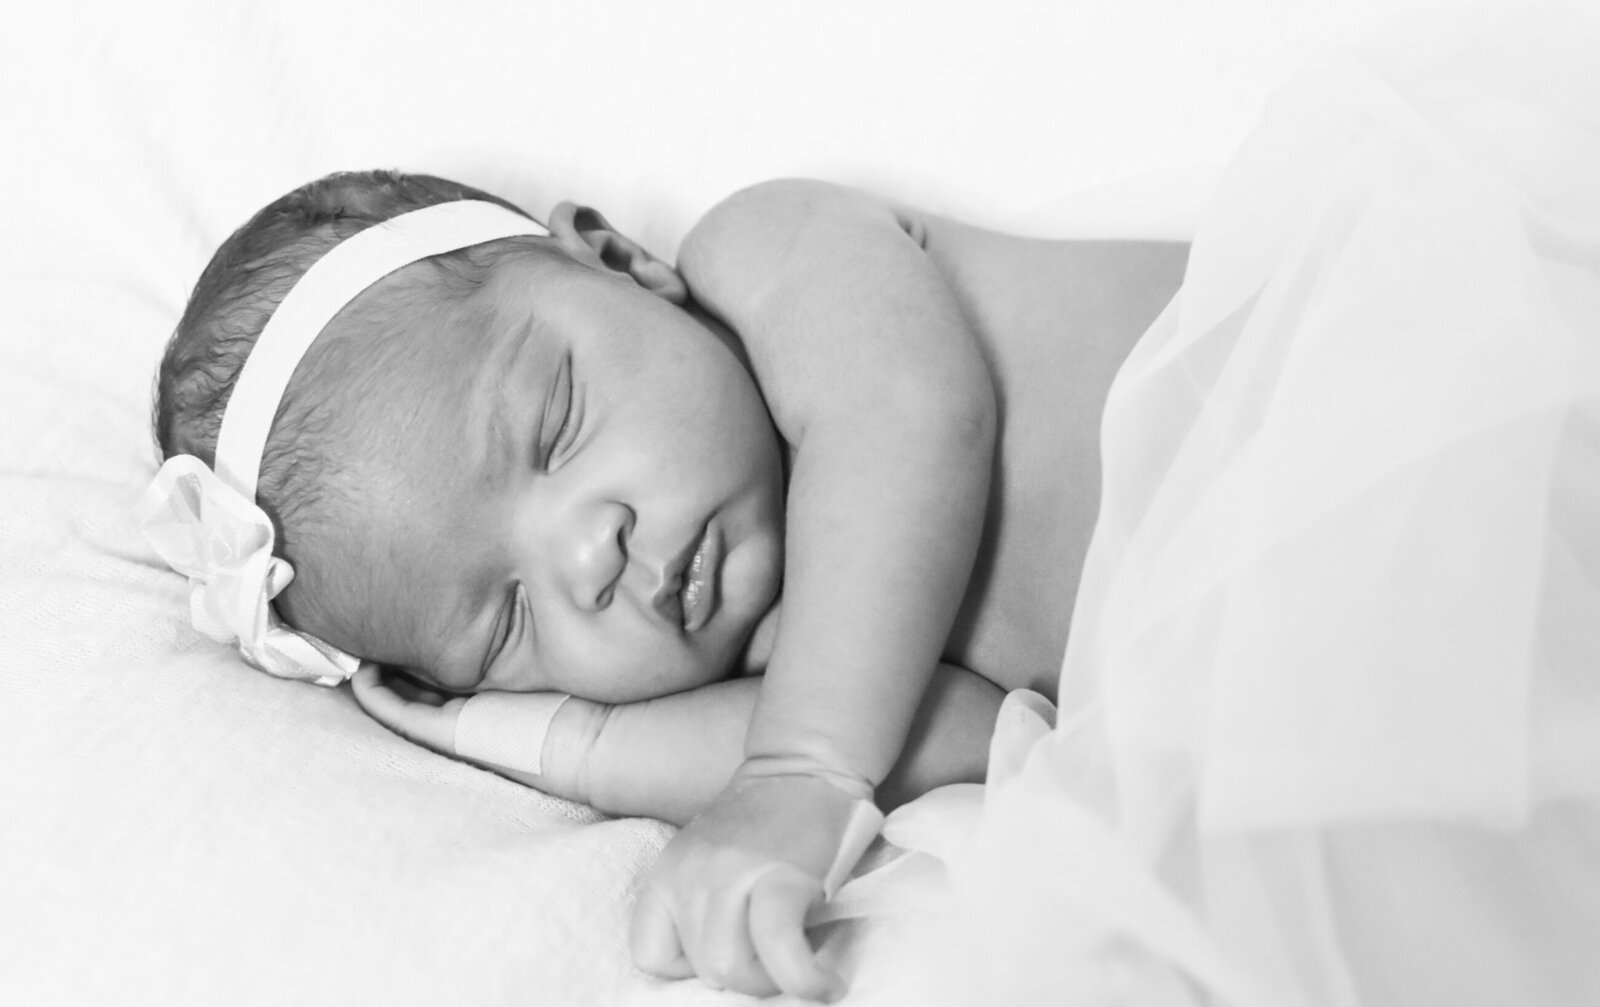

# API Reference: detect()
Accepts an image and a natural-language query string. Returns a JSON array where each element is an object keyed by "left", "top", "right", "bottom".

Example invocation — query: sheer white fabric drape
[{"left": 849, "top": 7, "right": 1600, "bottom": 1005}]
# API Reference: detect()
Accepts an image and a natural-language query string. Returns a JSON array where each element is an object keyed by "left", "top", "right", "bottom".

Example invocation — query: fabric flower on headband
[{"left": 140, "top": 454, "right": 361, "bottom": 686}]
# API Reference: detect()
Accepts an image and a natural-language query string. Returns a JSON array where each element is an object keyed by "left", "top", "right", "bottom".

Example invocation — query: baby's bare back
[{"left": 915, "top": 216, "right": 1188, "bottom": 696}]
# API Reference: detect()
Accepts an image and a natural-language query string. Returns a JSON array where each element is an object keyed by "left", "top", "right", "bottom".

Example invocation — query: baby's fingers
[
  {"left": 351, "top": 665, "right": 461, "bottom": 755},
  {"left": 630, "top": 883, "right": 695, "bottom": 980},
  {"left": 694, "top": 887, "right": 779, "bottom": 997},
  {"left": 750, "top": 870, "right": 842, "bottom": 1002}
]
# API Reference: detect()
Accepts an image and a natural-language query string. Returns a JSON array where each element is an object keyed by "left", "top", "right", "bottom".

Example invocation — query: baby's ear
[{"left": 546, "top": 201, "right": 688, "bottom": 304}]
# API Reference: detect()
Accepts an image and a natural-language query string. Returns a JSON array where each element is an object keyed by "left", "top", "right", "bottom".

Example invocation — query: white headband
[{"left": 139, "top": 199, "right": 550, "bottom": 686}]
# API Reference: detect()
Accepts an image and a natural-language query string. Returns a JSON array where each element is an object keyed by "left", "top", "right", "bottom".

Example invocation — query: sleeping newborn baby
[{"left": 144, "top": 169, "right": 1186, "bottom": 1000}]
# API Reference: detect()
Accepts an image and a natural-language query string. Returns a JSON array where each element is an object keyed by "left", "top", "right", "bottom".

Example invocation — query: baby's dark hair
[{"left": 153, "top": 169, "right": 542, "bottom": 636}]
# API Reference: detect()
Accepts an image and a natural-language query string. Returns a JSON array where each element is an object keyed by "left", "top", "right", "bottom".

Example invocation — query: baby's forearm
[{"left": 573, "top": 666, "right": 1003, "bottom": 827}]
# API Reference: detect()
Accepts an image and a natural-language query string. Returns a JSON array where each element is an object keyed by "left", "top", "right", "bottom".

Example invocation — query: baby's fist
[{"left": 631, "top": 763, "right": 883, "bottom": 1001}]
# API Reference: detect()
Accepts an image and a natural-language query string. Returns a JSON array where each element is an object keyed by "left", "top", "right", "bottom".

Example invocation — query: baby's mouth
[
  {"left": 654, "top": 525, "right": 721, "bottom": 632},
  {"left": 679, "top": 527, "right": 721, "bottom": 632}
]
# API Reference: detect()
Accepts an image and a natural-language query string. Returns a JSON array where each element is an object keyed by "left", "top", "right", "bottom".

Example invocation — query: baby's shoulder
[
  {"left": 679, "top": 180, "right": 923, "bottom": 299},
  {"left": 679, "top": 181, "right": 996, "bottom": 434}
]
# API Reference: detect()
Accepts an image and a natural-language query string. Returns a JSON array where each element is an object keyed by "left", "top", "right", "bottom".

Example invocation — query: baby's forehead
[
  {"left": 301, "top": 285, "right": 516, "bottom": 513},
  {"left": 339, "top": 265, "right": 530, "bottom": 401}
]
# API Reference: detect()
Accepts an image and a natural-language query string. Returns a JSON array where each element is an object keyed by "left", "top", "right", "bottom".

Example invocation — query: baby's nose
[{"left": 563, "top": 501, "right": 634, "bottom": 612}]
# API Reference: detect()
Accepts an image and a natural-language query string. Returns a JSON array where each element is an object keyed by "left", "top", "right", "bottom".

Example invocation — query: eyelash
[
  {"left": 543, "top": 356, "right": 578, "bottom": 465},
  {"left": 492, "top": 583, "right": 527, "bottom": 669}
]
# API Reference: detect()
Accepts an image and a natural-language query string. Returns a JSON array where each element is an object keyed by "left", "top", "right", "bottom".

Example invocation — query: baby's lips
[
  {"left": 651, "top": 522, "right": 708, "bottom": 629},
  {"left": 681, "top": 526, "right": 721, "bottom": 633}
]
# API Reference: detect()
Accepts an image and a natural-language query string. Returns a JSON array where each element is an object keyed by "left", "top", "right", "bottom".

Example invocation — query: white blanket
[{"left": 0, "top": 2, "right": 1539, "bottom": 1004}]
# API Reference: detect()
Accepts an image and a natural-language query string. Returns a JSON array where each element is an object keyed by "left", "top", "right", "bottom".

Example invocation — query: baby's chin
[
  {"left": 643, "top": 602, "right": 777, "bottom": 697},
  {"left": 561, "top": 620, "right": 764, "bottom": 703}
]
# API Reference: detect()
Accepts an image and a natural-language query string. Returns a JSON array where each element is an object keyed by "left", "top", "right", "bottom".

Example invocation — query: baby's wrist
[
  {"left": 734, "top": 754, "right": 876, "bottom": 804},
  {"left": 452, "top": 692, "right": 608, "bottom": 807},
  {"left": 725, "top": 758, "right": 886, "bottom": 901},
  {"left": 544, "top": 697, "right": 610, "bottom": 807}
]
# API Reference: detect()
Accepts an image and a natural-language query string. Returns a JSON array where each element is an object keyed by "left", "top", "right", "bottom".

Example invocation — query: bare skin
[
  {"left": 918, "top": 219, "right": 1189, "bottom": 696},
  {"left": 623, "top": 191, "right": 1187, "bottom": 1000},
  {"left": 351, "top": 181, "right": 1187, "bottom": 1001},
  {"left": 584, "top": 213, "right": 1187, "bottom": 809},
  {"left": 720, "top": 213, "right": 1187, "bottom": 695}
]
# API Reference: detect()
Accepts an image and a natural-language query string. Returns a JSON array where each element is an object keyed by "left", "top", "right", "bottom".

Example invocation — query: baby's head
[{"left": 155, "top": 170, "right": 785, "bottom": 702}]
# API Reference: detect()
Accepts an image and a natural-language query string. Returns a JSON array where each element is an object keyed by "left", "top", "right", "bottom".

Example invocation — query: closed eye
[
  {"left": 480, "top": 586, "right": 511, "bottom": 681},
  {"left": 541, "top": 353, "right": 576, "bottom": 467},
  {"left": 485, "top": 582, "right": 527, "bottom": 674}
]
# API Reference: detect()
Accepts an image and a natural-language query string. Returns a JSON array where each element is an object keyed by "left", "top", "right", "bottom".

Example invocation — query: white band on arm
[{"left": 453, "top": 691, "right": 572, "bottom": 776}]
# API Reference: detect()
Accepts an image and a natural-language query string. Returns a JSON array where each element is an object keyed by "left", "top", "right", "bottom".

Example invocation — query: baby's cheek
[
  {"left": 548, "top": 636, "right": 702, "bottom": 704},
  {"left": 643, "top": 642, "right": 729, "bottom": 697},
  {"left": 722, "top": 535, "right": 783, "bottom": 624}
]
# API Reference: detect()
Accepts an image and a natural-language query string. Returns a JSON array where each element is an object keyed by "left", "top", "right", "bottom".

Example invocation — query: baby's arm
[
  {"left": 635, "top": 180, "right": 996, "bottom": 998},
  {"left": 351, "top": 664, "right": 1004, "bottom": 826},
  {"left": 581, "top": 664, "right": 1003, "bottom": 825},
  {"left": 680, "top": 179, "right": 995, "bottom": 789}
]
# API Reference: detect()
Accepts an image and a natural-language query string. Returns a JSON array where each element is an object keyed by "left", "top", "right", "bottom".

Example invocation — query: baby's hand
[
  {"left": 350, "top": 665, "right": 469, "bottom": 756},
  {"left": 630, "top": 761, "right": 883, "bottom": 1002}
]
